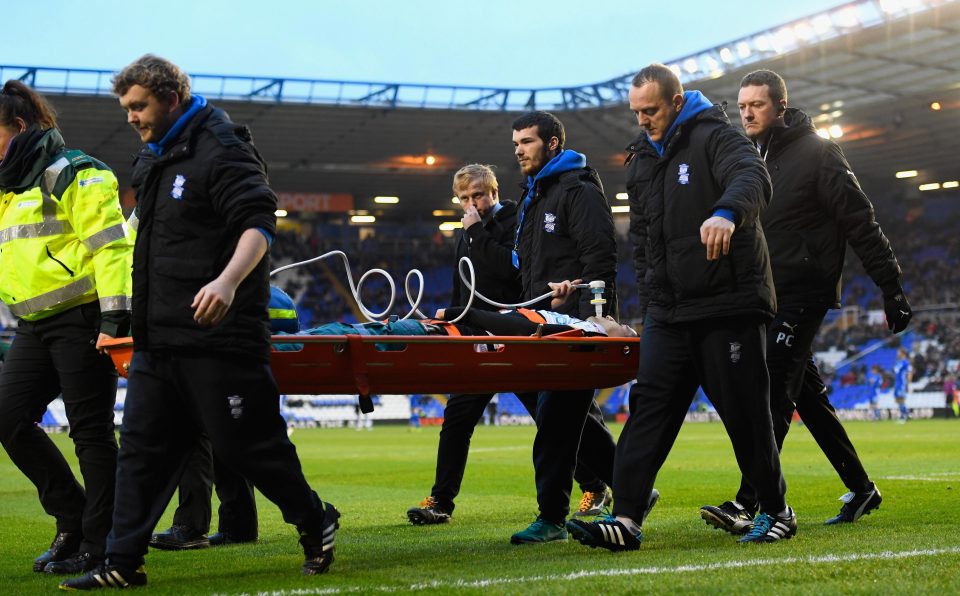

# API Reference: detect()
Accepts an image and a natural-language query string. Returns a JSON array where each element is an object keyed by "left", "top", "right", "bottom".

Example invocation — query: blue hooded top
[
  {"left": 512, "top": 149, "right": 589, "bottom": 268},
  {"left": 646, "top": 90, "right": 713, "bottom": 157},
  {"left": 147, "top": 94, "right": 208, "bottom": 156},
  {"left": 646, "top": 91, "right": 735, "bottom": 223},
  {"left": 525, "top": 149, "right": 587, "bottom": 189}
]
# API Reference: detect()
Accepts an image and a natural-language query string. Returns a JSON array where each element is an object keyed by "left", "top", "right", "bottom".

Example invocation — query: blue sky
[{"left": 4, "top": 0, "right": 845, "bottom": 88}]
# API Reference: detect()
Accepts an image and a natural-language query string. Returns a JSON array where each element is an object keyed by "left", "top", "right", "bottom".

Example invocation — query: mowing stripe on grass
[
  {"left": 224, "top": 546, "right": 960, "bottom": 595},
  {"left": 469, "top": 446, "right": 528, "bottom": 453}
]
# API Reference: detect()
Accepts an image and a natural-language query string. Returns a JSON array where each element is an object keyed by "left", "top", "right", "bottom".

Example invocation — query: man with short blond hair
[{"left": 407, "top": 163, "right": 613, "bottom": 526}]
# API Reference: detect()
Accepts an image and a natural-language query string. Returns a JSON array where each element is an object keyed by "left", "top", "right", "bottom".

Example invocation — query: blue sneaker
[
  {"left": 566, "top": 515, "right": 641, "bottom": 551},
  {"left": 510, "top": 518, "right": 568, "bottom": 544},
  {"left": 738, "top": 508, "right": 796, "bottom": 543}
]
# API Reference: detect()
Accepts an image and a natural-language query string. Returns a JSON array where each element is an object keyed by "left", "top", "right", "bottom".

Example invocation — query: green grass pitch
[{"left": 2, "top": 419, "right": 958, "bottom": 594}]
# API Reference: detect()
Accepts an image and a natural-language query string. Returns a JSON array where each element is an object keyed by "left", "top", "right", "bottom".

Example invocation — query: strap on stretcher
[{"left": 100, "top": 333, "right": 640, "bottom": 416}]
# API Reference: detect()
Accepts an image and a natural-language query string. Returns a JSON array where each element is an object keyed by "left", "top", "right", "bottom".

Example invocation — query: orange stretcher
[{"left": 102, "top": 331, "right": 639, "bottom": 399}]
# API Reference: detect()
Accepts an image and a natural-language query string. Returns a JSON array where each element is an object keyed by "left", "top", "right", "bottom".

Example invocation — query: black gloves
[{"left": 882, "top": 290, "right": 912, "bottom": 334}]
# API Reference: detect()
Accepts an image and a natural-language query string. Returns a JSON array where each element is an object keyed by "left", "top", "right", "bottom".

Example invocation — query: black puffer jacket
[
  {"left": 761, "top": 108, "right": 902, "bottom": 307},
  {"left": 129, "top": 103, "right": 277, "bottom": 362},
  {"left": 516, "top": 165, "right": 617, "bottom": 319},
  {"left": 627, "top": 103, "right": 775, "bottom": 323},
  {"left": 451, "top": 200, "right": 522, "bottom": 309}
]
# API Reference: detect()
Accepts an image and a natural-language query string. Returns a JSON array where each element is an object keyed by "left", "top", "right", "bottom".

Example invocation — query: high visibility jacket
[{"left": 0, "top": 131, "right": 133, "bottom": 322}]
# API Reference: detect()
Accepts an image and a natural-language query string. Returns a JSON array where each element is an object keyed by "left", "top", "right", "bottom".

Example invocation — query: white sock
[{"left": 615, "top": 516, "right": 641, "bottom": 536}]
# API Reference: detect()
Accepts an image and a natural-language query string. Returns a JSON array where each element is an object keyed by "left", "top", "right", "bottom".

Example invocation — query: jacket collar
[
  {"left": 0, "top": 127, "right": 66, "bottom": 192},
  {"left": 147, "top": 95, "right": 208, "bottom": 156}
]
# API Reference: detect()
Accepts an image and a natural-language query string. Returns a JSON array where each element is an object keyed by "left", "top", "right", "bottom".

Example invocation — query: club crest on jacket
[
  {"left": 171, "top": 174, "right": 187, "bottom": 200},
  {"left": 543, "top": 212, "right": 557, "bottom": 233}
]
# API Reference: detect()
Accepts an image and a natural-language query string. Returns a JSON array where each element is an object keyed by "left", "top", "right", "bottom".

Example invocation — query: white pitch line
[
  {"left": 221, "top": 546, "right": 960, "bottom": 596},
  {"left": 879, "top": 474, "right": 960, "bottom": 481}
]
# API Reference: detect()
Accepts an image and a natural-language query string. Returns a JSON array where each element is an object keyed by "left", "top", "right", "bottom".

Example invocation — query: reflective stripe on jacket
[{"left": 0, "top": 153, "right": 133, "bottom": 321}]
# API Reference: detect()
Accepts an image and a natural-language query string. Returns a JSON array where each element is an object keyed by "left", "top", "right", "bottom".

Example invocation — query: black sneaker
[
  {"left": 148, "top": 525, "right": 209, "bottom": 550},
  {"left": 45, "top": 552, "right": 102, "bottom": 575},
  {"left": 573, "top": 488, "right": 612, "bottom": 517},
  {"left": 58, "top": 564, "right": 147, "bottom": 590},
  {"left": 301, "top": 502, "right": 340, "bottom": 575},
  {"left": 209, "top": 531, "right": 258, "bottom": 546},
  {"left": 825, "top": 484, "right": 882, "bottom": 525},
  {"left": 566, "top": 515, "right": 641, "bottom": 551},
  {"left": 700, "top": 500, "right": 755, "bottom": 535},
  {"left": 406, "top": 496, "right": 451, "bottom": 525},
  {"left": 738, "top": 508, "right": 797, "bottom": 543},
  {"left": 35, "top": 532, "right": 81, "bottom": 573}
]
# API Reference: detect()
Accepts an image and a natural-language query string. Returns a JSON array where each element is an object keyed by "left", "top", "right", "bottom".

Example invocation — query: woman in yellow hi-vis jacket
[{"left": 0, "top": 81, "right": 133, "bottom": 575}]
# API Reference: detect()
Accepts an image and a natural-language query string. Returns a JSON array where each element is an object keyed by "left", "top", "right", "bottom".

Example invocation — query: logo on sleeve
[
  {"left": 78, "top": 176, "right": 104, "bottom": 187},
  {"left": 543, "top": 212, "right": 557, "bottom": 233},
  {"left": 678, "top": 163, "right": 690, "bottom": 185},
  {"left": 171, "top": 174, "right": 187, "bottom": 200}
]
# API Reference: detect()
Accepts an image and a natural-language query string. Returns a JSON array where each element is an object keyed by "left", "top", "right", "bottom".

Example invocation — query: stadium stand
[{"left": 4, "top": 0, "right": 959, "bottom": 427}]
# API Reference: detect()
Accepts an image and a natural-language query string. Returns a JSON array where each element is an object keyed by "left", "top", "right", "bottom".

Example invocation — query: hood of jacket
[
  {"left": 646, "top": 90, "right": 714, "bottom": 156},
  {"left": 526, "top": 149, "right": 587, "bottom": 188}
]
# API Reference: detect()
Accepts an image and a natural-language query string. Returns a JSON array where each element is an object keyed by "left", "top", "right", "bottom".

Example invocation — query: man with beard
[{"left": 507, "top": 111, "right": 622, "bottom": 545}]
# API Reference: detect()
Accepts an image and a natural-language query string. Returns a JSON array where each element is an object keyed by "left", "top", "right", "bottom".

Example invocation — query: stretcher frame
[{"left": 102, "top": 332, "right": 639, "bottom": 399}]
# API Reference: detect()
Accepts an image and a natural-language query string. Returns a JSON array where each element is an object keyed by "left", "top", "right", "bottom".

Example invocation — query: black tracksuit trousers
[
  {"left": 169, "top": 434, "right": 258, "bottom": 539},
  {"left": 533, "top": 389, "right": 616, "bottom": 524},
  {"left": 107, "top": 352, "right": 325, "bottom": 568},
  {"left": 735, "top": 304, "right": 872, "bottom": 510},
  {"left": 430, "top": 391, "right": 609, "bottom": 514},
  {"left": 0, "top": 302, "right": 118, "bottom": 557},
  {"left": 613, "top": 315, "right": 787, "bottom": 522}
]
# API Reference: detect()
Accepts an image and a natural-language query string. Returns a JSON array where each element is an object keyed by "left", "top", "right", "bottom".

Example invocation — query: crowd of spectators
[{"left": 267, "top": 194, "right": 960, "bottom": 406}]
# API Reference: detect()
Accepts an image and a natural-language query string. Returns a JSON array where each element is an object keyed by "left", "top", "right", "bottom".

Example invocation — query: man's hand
[
  {"left": 548, "top": 278, "right": 582, "bottom": 309},
  {"left": 462, "top": 206, "right": 481, "bottom": 230},
  {"left": 700, "top": 216, "right": 735, "bottom": 261},
  {"left": 191, "top": 277, "right": 238, "bottom": 327},
  {"left": 94, "top": 333, "right": 115, "bottom": 356},
  {"left": 883, "top": 291, "right": 912, "bottom": 333}
]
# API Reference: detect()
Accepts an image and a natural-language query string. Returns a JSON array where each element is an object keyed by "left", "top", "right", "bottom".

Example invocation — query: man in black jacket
[
  {"left": 61, "top": 55, "right": 338, "bottom": 590},
  {"left": 568, "top": 64, "right": 793, "bottom": 551},
  {"left": 699, "top": 70, "right": 911, "bottom": 533},
  {"left": 507, "top": 112, "right": 620, "bottom": 545},
  {"left": 407, "top": 164, "right": 612, "bottom": 525}
]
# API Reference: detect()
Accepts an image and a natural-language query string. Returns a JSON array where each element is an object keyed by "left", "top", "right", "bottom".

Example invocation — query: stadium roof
[{"left": 2, "top": 0, "right": 958, "bottom": 225}]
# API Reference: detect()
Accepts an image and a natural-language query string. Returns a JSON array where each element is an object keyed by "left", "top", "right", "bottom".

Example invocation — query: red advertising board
[{"left": 276, "top": 192, "right": 354, "bottom": 212}]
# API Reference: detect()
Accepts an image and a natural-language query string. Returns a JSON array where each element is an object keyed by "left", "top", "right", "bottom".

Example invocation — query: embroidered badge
[
  {"left": 678, "top": 163, "right": 690, "bottom": 185},
  {"left": 228, "top": 395, "right": 243, "bottom": 419},
  {"left": 78, "top": 176, "right": 104, "bottom": 187},
  {"left": 171, "top": 174, "right": 186, "bottom": 200},
  {"left": 544, "top": 212, "right": 557, "bottom": 233},
  {"left": 729, "top": 341, "right": 742, "bottom": 364}
]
